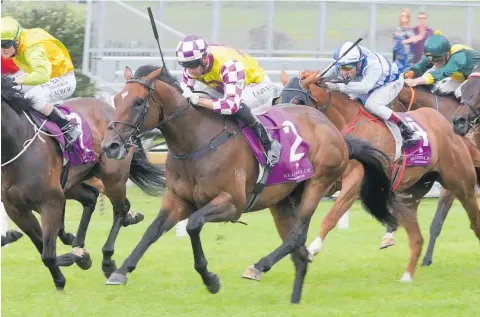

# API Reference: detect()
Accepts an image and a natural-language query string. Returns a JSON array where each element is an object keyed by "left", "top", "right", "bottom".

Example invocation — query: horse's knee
[{"left": 42, "top": 255, "right": 57, "bottom": 268}]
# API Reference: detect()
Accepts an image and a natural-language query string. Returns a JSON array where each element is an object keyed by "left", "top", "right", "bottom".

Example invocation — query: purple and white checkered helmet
[{"left": 176, "top": 35, "right": 210, "bottom": 63}]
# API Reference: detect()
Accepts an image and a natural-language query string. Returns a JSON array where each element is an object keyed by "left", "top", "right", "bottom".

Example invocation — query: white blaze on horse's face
[{"left": 121, "top": 90, "right": 129, "bottom": 100}]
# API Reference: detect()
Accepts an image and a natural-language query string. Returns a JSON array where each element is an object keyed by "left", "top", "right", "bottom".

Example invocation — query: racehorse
[
  {"left": 276, "top": 70, "right": 480, "bottom": 282},
  {"left": 452, "top": 67, "right": 480, "bottom": 136},
  {"left": 393, "top": 85, "right": 479, "bottom": 266},
  {"left": 1, "top": 77, "right": 166, "bottom": 289},
  {"left": 100, "top": 65, "right": 402, "bottom": 304}
]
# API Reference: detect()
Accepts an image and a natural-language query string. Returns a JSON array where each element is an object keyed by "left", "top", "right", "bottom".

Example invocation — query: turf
[{"left": 2, "top": 187, "right": 479, "bottom": 317}]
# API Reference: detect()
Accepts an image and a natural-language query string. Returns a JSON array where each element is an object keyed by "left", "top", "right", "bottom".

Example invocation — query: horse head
[
  {"left": 102, "top": 65, "right": 187, "bottom": 160},
  {"left": 452, "top": 70, "right": 480, "bottom": 136}
]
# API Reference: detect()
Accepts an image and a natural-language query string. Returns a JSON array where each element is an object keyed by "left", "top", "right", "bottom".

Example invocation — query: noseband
[
  {"left": 280, "top": 77, "right": 332, "bottom": 111},
  {"left": 108, "top": 77, "right": 190, "bottom": 151}
]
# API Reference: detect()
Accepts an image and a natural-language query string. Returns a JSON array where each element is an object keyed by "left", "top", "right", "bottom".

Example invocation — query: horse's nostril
[{"left": 109, "top": 142, "right": 120, "bottom": 152}]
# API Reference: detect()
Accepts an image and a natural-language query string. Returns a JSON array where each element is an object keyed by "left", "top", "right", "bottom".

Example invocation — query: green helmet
[
  {"left": 424, "top": 33, "right": 451, "bottom": 58},
  {"left": 1, "top": 17, "right": 21, "bottom": 42}
]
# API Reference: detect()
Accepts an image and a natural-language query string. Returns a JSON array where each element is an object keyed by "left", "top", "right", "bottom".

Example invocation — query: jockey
[
  {"left": 323, "top": 41, "right": 421, "bottom": 148},
  {"left": 404, "top": 31, "right": 480, "bottom": 99},
  {"left": 1, "top": 17, "right": 81, "bottom": 145},
  {"left": 176, "top": 35, "right": 281, "bottom": 169}
]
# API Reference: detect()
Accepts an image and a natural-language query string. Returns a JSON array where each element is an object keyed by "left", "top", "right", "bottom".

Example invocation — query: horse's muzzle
[
  {"left": 452, "top": 116, "right": 469, "bottom": 136},
  {"left": 101, "top": 139, "right": 127, "bottom": 160}
]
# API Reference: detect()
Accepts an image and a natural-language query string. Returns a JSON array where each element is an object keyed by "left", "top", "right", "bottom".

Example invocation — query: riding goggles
[
  {"left": 1, "top": 40, "right": 15, "bottom": 49},
  {"left": 179, "top": 59, "right": 202, "bottom": 69},
  {"left": 426, "top": 54, "right": 446, "bottom": 63},
  {"left": 339, "top": 62, "right": 358, "bottom": 71}
]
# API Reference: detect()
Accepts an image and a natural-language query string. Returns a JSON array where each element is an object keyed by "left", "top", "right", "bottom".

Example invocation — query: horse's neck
[
  {"left": 411, "top": 90, "right": 459, "bottom": 119},
  {"left": 323, "top": 94, "right": 361, "bottom": 130},
  {"left": 1, "top": 104, "right": 35, "bottom": 163},
  {"left": 160, "top": 101, "right": 227, "bottom": 155}
]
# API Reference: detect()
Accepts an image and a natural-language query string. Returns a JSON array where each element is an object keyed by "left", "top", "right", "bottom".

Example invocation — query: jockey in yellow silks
[
  {"left": 175, "top": 35, "right": 281, "bottom": 169},
  {"left": 1, "top": 17, "right": 81, "bottom": 144}
]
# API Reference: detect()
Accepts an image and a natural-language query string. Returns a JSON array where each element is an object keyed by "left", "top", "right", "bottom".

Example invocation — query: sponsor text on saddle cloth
[
  {"left": 387, "top": 113, "right": 432, "bottom": 166},
  {"left": 32, "top": 104, "right": 96, "bottom": 166},
  {"left": 240, "top": 108, "right": 314, "bottom": 186}
]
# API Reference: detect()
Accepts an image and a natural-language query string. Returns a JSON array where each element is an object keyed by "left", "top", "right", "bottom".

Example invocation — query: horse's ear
[
  {"left": 124, "top": 66, "right": 134, "bottom": 81},
  {"left": 300, "top": 70, "right": 320, "bottom": 89},
  {"left": 280, "top": 70, "right": 289, "bottom": 87}
]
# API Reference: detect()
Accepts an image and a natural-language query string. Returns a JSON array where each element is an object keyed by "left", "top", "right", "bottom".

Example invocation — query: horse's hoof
[
  {"left": 75, "top": 250, "right": 92, "bottom": 270},
  {"left": 206, "top": 273, "right": 221, "bottom": 294},
  {"left": 60, "top": 233, "right": 75, "bottom": 246},
  {"left": 421, "top": 259, "right": 432, "bottom": 267},
  {"left": 122, "top": 211, "right": 144, "bottom": 227},
  {"left": 102, "top": 260, "right": 117, "bottom": 279},
  {"left": 56, "top": 253, "right": 76, "bottom": 267},
  {"left": 379, "top": 237, "right": 395, "bottom": 249},
  {"left": 105, "top": 272, "right": 127, "bottom": 285},
  {"left": 242, "top": 265, "right": 262, "bottom": 281},
  {"left": 54, "top": 279, "right": 66, "bottom": 291},
  {"left": 399, "top": 272, "right": 413, "bottom": 283}
]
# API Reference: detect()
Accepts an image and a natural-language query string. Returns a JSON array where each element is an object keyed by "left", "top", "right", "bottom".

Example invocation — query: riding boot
[
  {"left": 234, "top": 104, "right": 281, "bottom": 170},
  {"left": 388, "top": 112, "right": 421, "bottom": 149},
  {"left": 47, "top": 106, "right": 82, "bottom": 146}
]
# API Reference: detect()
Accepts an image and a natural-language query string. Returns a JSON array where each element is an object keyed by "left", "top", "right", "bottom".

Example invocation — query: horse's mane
[
  {"left": 135, "top": 64, "right": 183, "bottom": 94},
  {"left": 1, "top": 75, "right": 35, "bottom": 114}
]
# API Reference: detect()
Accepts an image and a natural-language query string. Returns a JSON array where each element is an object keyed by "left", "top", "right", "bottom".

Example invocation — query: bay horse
[
  {"left": 392, "top": 85, "right": 480, "bottom": 266},
  {"left": 276, "top": 70, "right": 480, "bottom": 283},
  {"left": 100, "top": 65, "right": 402, "bottom": 304},
  {"left": 1, "top": 78, "right": 167, "bottom": 289}
]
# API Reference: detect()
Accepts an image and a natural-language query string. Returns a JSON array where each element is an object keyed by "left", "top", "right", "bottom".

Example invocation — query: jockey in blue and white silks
[{"left": 322, "top": 41, "right": 420, "bottom": 148}]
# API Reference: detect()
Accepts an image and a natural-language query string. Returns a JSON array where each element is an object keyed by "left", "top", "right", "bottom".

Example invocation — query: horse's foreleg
[
  {"left": 422, "top": 187, "right": 455, "bottom": 266},
  {"left": 39, "top": 198, "right": 68, "bottom": 290},
  {"left": 4, "top": 203, "right": 65, "bottom": 289},
  {"left": 186, "top": 192, "right": 238, "bottom": 294},
  {"left": 105, "top": 191, "right": 190, "bottom": 286},
  {"left": 58, "top": 201, "right": 75, "bottom": 246},
  {"left": 308, "top": 163, "right": 363, "bottom": 259}
]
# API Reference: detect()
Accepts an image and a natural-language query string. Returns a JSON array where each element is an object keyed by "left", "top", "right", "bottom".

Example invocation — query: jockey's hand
[
  {"left": 404, "top": 71, "right": 414, "bottom": 79},
  {"left": 180, "top": 84, "right": 199, "bottom": 105},
  {"left": 405, "top": 78, "right": 417, "bottom": 87},
  {"left": 325, "top": 82, "right": 340, "bottom": 91}
]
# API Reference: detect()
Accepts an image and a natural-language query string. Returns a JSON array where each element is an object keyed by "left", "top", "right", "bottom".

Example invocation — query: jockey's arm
[
  {"left": 322, "top": 65, "right": 340, "bottom": 80},
  {"left": 335, "top": 63, "right": 382, "bottom": 95},
  {"left": 14, "top": 44, "right": 52, "bottom": 86},
  {"left": 196, "top": 60, "right": 246, "bottom": 115},
  {"left": 183, "top": 69, "right": 196, "bottom": 90},
  {"left": 421, "top": 51, "right": 467, "bottom": 85},
  {"left": 406, "top": 55, "right": 432, "bottom": 78}
]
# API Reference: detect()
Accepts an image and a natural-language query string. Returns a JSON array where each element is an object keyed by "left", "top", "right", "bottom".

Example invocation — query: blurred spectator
[
  {"left": 392, "top": 8, "right": 416, "bottom": 72},
  {"left": 412, "top": 12, "right": 434, "bottom": 63}
]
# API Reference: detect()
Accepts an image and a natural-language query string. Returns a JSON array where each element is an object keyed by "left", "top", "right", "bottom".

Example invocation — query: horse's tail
[
  {"left": 128, "top": 141, "right": 167, "bottom": 196},
  {"left": 344, "top": 136, "right": 399, "bottom": 226}
]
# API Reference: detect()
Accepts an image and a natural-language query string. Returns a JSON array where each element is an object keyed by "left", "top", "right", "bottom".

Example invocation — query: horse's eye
[{"left": 134, "top": 98, "right": 144, "bottom": 107}]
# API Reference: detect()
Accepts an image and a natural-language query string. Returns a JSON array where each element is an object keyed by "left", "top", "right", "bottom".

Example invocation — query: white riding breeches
[
  {"left": 241, "top": 74, "right": 276, "bottom": 115},
  {"left": 432, "top": 77, "right": 463, "bottom": 99},
  {"left": 364, "top": 75, "right": 405, "bottom": 120},
  {"left": 193, "top": 74, "right": 276, "bottom": 116},
  {"left": 20, "top": 71, "right": 76, "bottom": 114}
]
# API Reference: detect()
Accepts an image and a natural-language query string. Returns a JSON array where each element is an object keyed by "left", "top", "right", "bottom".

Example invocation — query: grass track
[{"left": 2, "top": 187, "right": 479, "bottom": 317}]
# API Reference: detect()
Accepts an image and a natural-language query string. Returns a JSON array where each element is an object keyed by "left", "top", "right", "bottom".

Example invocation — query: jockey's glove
[{"left": 179, "top": 82, "right": 199, "bottom": 105}]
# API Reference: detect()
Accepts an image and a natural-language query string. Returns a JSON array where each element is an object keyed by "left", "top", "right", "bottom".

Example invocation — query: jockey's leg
[
  {"left": 23, "top": 72, "right": 81, "bottom": 145},
  {"left": 433, "top": 77, "right": 462, "bottom": 96},
  {"left": 234, "top": 104, "right": 281, "bottom": 170},
  {"left": 364, "top": 76, "right": 420, "bottom": 148}
]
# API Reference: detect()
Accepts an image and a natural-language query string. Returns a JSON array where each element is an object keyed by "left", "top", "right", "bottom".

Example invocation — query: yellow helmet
[{"left": 1, "top": 17, "right": 21, "bottom": 42}]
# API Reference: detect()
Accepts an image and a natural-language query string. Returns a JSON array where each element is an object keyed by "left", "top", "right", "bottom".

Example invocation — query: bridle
[
  {"left": 280, "top": 77, "right": 333, "bottom": 112},
  {"left": 108, "top": 76, "right": 190, "bottom": 151}
]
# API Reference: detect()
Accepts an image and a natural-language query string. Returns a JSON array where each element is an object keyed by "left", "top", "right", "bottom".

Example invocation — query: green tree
[{"left": 2, "top": 2, "right": 95, "bottom": 97}]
